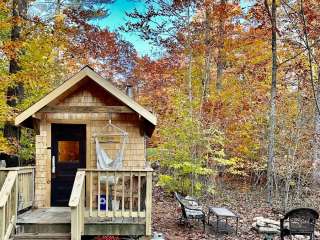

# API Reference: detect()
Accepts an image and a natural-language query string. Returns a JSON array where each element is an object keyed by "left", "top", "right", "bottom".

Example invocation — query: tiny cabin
[{"left": 0, "top": 66, "right": 157, "bottom": 240}]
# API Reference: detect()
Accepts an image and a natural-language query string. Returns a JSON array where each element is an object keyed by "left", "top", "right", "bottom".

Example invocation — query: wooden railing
[
  {"left": 17, "top": 167, "right": 35, "bottom": 211},
  {"left": 69, "top": 171, "right": 85, "bottom": 240},
  {"left": 0, "top": 167, "right": 35, "bottom": 212},
  {"left": 0, "top": 171, "right": 18, "bottom": 240},
  {"left": 0, "top": 167, "right": 35, "bottom": 240},
  {"left": 0, "top": 171, "right": 8, "bottom": 189},
  {"left": 72, "top": 168, "right": 153, "bottom": 236}
]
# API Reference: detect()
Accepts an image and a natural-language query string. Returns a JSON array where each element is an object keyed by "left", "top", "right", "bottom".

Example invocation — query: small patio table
[{"left": 208, "top": 207, "right": 239, "bottom": 234}]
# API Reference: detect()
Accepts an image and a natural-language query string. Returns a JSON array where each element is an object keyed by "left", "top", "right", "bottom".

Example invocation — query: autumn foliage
[{"left": 1, "top": 0, "right": 320, "bottom": 208}]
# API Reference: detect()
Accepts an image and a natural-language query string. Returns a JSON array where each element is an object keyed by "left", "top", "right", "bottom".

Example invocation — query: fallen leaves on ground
[{"left": 152, "top": 186, "right": 317, "bottom": 240}]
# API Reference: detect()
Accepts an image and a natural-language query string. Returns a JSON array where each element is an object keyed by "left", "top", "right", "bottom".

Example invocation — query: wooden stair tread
[{"left": 17, "top": 207, "right": 71, "bottom": 224}]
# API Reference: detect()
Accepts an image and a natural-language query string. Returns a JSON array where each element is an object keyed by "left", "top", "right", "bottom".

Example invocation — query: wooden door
[{"left": 51, "top": 124, "right": 86, "bottom": 206}]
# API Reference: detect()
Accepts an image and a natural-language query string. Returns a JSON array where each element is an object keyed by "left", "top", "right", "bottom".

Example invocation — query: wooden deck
[
  {"left": 16, "top": 207, "right": 146, "bottom": 237},
  {"left": 18, "top": 208, "right": 71, "bottom": 224},
  {"left": 0, "top": 167, "right": 152, "bottom": 240}
]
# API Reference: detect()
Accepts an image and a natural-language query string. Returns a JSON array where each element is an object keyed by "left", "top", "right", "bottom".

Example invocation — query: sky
[
  {"left": 30, "top": 0, "right": 254, "bottom": 57},
  {"left": 29, "top": 0, "right": 156, "bottom": 56},
  {"left": 90, "top": 0, "right": 155, "bottom": 57},
  {"left": 90, "top": 0, "right": 254, "bottom": 57}
]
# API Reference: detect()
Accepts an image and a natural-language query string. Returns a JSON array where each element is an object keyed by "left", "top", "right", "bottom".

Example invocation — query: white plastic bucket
[{"left": 112, "top": 200, "right": 120, "bottom": 211}]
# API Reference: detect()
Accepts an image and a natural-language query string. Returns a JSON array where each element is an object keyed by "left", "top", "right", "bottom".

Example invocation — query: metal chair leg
[
  {"left": 280, "top": 232, "right": 284, "bottom": 240},
  {"left": 202, "top": 217, "right": 206, "bottom": 232}
]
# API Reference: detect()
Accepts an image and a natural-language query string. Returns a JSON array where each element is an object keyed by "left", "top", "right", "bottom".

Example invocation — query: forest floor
[{"left": 152, "top": 184, "right": 320, "bottom": 240}]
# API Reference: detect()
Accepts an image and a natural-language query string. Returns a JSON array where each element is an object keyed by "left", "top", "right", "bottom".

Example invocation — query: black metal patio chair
[
  {"left": 280, "top": 207, "right": 319, "bottom": 240},
  {"left": 174, "top": 192, "right": 206, "bottom": 231}
]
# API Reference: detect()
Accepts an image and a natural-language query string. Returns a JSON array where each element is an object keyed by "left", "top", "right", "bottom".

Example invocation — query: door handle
[{"left": 52, "top": 155, "right": 56, "bottom": 174}]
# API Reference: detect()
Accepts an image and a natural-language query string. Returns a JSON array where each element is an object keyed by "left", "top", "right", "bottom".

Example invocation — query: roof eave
[{"left": 15, "top": 66, "right": 157, "bottom": 128}]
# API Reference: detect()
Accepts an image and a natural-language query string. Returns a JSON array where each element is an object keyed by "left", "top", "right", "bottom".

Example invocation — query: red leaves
[{"left": 62, "top": 9, "right": 138, "bottom": 80}]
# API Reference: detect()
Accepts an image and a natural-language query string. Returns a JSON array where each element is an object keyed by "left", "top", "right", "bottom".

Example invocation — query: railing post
[
  {"left": 0, "top": 171, "right": 7, "bottom": 189},
  {"left": 0, "top": 170, "right": 18, "bottom": 240},
  {"left": 69, "top": 171, "right": 85, "bottom": 240},
  {"left": 71, "top": 208, "right": 77, "bottom": 240},
  {"left": 0, "top": 206, "right": 5, "bottom": 239},
  {"left": 81, "top": 184, "right": 85, "bottom": 235},
  {"left": 145, "top": 171, "right": 152, "bottom": 236},
  {"left": 32, "top": 167, "right": 35, "bottom": 207},
  {"left": 13, "top": 174, "right": 18, "bottom": 226}
]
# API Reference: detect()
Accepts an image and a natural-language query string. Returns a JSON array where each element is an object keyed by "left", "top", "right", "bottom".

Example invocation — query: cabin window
[{"left": 58, "top": 141, "right": 80, "bottom": 163}]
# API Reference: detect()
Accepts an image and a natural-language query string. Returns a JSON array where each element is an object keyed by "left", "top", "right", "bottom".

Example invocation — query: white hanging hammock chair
[{"left": 94, "top": 119, "right": 128, "bottom": 184}]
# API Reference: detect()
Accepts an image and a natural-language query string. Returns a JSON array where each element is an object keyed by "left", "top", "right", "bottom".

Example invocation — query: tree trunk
[
  {"left": 186, "top": 3, "right": 195, "bottom": 195},
  {"left": 202, "top": 6, "right": 212, "bottom": 103},
  {"left": 3, "top": 0, "right": 26, "bottom": 144},
  {"left": 267, "top": 0, "right": 277, "bottom": 205},
  {"left": 187, "top": 6, "right": 193, "bottom": 107},
  {"left": 313, "top": 69, "right": 320, "bottom": 184},
  {"left": 216, "top": 0, "right": 226, "bottom": 92},
  {"left": 299, "top": 0, "right": 320, "bottom": 184},
  {"left": 56, "top": 0, "right": 61, "bottom": 14},
  {"left": 7, "top": 0, "right": 24, "bottom": 102}
]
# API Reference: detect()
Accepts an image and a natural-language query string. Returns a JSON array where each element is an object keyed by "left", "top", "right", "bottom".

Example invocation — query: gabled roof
[{"left": 15, "top": 66, "right": 157, "bottom": 127}]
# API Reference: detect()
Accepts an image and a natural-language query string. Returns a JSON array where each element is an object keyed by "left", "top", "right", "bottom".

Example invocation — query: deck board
[
  {"left": 17, "top": 207, "right": 145, "bottom": 225},
  {"left": 17, "top": 207, "right": 71, "bottom": 224},
  {"left": 17, "top": 207, "right": 146, "bottom": 236},
  {"left": 86, "top": 216, "right": 145, "bottom": 224}
]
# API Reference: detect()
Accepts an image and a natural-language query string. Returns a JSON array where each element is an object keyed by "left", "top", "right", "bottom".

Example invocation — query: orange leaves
[
  {"left": 132, "top": 56, "right": 177, "bottom": 114},
  {"left": 1, "top": 40, "right": 23, "bottom": 59},
  {"left": 62, "top": 9, "right": 138, "bottom": 80}
]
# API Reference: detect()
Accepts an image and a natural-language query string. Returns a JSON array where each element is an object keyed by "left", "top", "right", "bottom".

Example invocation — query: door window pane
[{"left": 58, "top": 141, "right": 79, "bottom": 163}]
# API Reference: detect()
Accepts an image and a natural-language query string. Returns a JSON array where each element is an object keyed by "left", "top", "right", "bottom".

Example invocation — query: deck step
[
  {"left": 14, "top": 233, "right": 71, "bottom": 240},
  {"left": 16, "top": 223, "right": 71, "bottom": 234},
  {"left": 17, "top": 207, "right": 71, "bottom": 234}
]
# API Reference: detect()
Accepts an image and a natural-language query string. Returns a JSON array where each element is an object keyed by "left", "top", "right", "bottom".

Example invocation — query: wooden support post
[
  {"left": 31, "top": 168, "right": 34, "bottom": 205},
  {"left": 13, "top": 175, "right": 18, "bottom": 227},
  {"left": 145, "top": 171, "right": 152, "bottom": 236},
  {"left": 81, "top": 186, "right": 85, "bottom": 235},
  {"left": 130, "top": 172, "right": 133, "bottom": 217},
  {"left": 69, "top": 171, "right": 85, "bottom": 240},
  {"left": 89, "top": 171, "right": 93, "bottom": 217},
  {"left": 122, "top": 172, "right": 125, "bottom": 217},
  {"left": 105, "top": 172, "right": 108, "bottom": 217},
  {"left": 138, "top": 172, "right": 141, "bottom": 219},
  {"left": 0, "top": 206, "right": 5, "bottom": 239},
  {"left": 71, "top": 207, "right": 78, "bottom": 240},
  {"left": 0, "top": 171, "right": 8, "bottom": 188},
  {"left": 113, "top": 172, "right": 116, "bottom": 218},
  {"left": 98, "top": 171, "right": 101, "bottom": 216},
  {"left": 0, "top": 170, "right": 18, "bottom": 240}
]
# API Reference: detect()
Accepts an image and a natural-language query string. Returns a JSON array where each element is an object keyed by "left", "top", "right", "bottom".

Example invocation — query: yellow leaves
[
  {"left": 266, "top": 0, "right": 281, "bottom": 7},
  {"left": 17, "top": 30, "right": 64, "bottom": 92},
  {"left": 0, "top": 1, "right": 11, "bottom": 29},
  {"left": 0, "top": 8, "right": 68, "bottom": 123},
  {"left": 0, "top": 135, "right": 15, "bottom": 154},
  {"left": 55, "top": 13, "right": 66, "bottom": 23},
  {"left": 54, "top": 13, "right": 67, "bottom": 31},
  {"left": 0, "top": 21, "right": 11, "bottom": 32}
]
